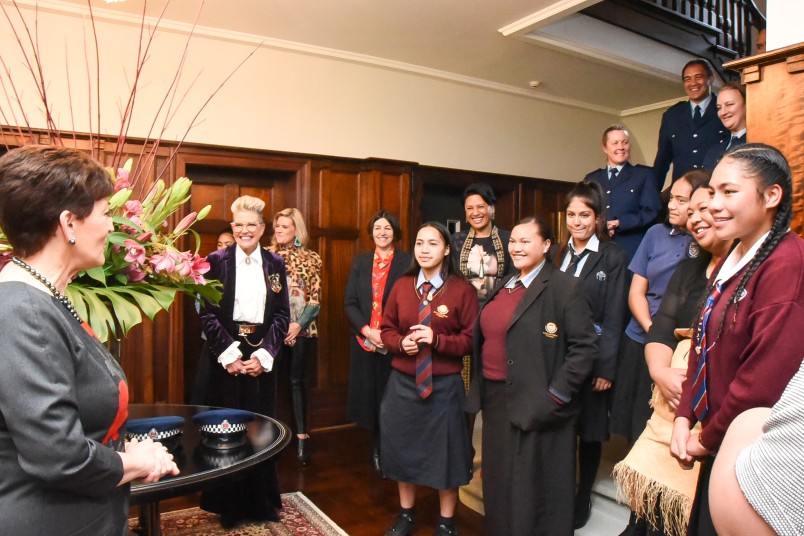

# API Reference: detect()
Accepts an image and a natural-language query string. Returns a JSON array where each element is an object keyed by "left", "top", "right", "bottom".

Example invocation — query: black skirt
[
  {"left": 380, "top": 370, "right": 472, "bottom": 490},
  {"left": 577, "top": 377, "right": 612, "bottom": 442},
  {"left": 346, "top": 337, "right": 393, "bottom": 431},
  {"left": 611, "top": 335, "right": 654, "bottom": 442}
]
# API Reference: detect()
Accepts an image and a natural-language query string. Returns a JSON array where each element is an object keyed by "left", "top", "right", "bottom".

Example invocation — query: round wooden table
[{"left": 129, "top": 403, "right": 291, "bottom": 536}]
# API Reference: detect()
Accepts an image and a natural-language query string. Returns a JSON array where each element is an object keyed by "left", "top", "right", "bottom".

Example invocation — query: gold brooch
[
  {"left": 434, "top": 304, "right": 450, "bottom": 318},
  {"left": 543, "top": 322, "right": 558, "bottom": 338}
]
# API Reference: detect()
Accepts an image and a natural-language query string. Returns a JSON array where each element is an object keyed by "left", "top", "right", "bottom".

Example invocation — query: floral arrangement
[
  {"left": 0, "top": 1, "right": 257, "bottom": 342},
  {"left": 47, "top": 158, "right": 221, "bottom": 342}
]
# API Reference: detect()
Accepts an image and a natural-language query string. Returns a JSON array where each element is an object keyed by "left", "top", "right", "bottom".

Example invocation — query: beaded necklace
[{"left": 12, "top": 256, "right": 82, "bottom": 323}]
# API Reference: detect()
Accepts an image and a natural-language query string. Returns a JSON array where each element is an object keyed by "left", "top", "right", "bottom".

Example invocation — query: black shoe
[
  {"left": 219, "top": 514, "right": 238, "bottom": 529},
  {"left": 573, "top": 498, "right": 592, "bottom": 530},
  {"left": 434, "top": 522, "right": 458, "bottom": 536},
  {"left": 384, "top": 513, "right": 416, "bottom": 536},
  {"left": 297, "top": 437, "right": 311, "bottom": 466}
]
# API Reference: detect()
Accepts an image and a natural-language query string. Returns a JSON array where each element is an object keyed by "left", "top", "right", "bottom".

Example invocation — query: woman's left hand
[
  {"left": 285, "top": 322, "right": 302, "bottom": 345},
  {"left": 243, "top": 358, "right": 265, "bottom": 377},
  {"left": 592, "top": 377, "right": 612, "bottom": 392},
  {"left": 408, "top": 324, "right": 433, "bottom": 346}
]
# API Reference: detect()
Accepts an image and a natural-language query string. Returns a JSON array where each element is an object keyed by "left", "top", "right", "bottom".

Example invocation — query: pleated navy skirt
[{"left": 380, "top": 370, "right": 472, "bottom": 490}]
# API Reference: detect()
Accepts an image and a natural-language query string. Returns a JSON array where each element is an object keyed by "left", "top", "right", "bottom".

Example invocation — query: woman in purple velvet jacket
[{"left": 199, "top": 195, "right": 290, "bottom": 528}]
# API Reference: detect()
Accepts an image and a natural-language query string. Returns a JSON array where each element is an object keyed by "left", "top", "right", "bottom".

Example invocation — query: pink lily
[{"left": 123, "top": 240, "right": 146, "bottom": 264}]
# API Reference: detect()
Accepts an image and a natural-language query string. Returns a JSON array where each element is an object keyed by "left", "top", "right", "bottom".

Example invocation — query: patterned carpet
[{"left": 130, "top": 492, "right": 348, "bottom": 535}]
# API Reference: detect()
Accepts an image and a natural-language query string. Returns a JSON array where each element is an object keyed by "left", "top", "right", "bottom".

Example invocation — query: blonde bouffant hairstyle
[
  {"left": 272, "top": 207, "right": 308, "bottom": 247},
  {"left": 230, "top": 195, "right": 265, "bottom": 222}
]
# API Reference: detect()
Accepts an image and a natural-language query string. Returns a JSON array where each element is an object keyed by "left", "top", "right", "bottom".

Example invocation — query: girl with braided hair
[{"left": 670, "top": 143, "right": 804, "bottom": 535}]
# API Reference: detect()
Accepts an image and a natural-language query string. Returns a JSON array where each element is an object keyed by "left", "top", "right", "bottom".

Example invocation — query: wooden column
[{"left": 725, "top": 42, "right": 804, "bottom": 236}]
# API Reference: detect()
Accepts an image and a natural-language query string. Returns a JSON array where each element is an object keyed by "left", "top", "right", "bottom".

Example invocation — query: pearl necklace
[{"left": 12, "top": 256, "right": 82, "bottom": 323}]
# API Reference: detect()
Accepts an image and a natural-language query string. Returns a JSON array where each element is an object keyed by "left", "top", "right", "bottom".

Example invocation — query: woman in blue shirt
[{"left": 611, "top": 169, "right": 710, "bottom": 442}]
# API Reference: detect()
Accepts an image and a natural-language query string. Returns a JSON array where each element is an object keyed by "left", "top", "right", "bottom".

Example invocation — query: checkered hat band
[
  {"left": 126, "top": 428, "right": 181, "bottom": 441},
  {"left": 200, "top": 420, "right": 248, "bottom": 434}
]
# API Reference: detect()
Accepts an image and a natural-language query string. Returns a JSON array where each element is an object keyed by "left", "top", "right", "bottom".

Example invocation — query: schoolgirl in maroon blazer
[{"left": 671, "top": 143, "right": 804, "bottom": 535}]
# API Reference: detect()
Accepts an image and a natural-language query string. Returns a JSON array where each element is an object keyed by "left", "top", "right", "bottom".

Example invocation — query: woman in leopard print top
[{"left": 268, "top": 207, "right": 322, "bottom": 465}]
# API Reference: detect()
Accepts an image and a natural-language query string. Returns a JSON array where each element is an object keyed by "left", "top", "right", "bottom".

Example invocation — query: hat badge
[{"left": 221, "top": 420, "right": 231, "bottom": 432}]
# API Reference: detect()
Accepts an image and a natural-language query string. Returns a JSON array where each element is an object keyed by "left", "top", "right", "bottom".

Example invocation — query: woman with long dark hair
[
  {"left": 557, "top": 181, "right": 628, "bottom": 529},
  {"left": 380, "top": 222, "right": 477, "bottom": 536},
  {"left": 671, "top": 143, "right": 804, "bottom": 535},
  {"left": 345, "top": 210, "right": 411, "bottom": 473},
  {"left": 614, "top": 181, "right": 733, "bottom": 536},
  {"left": 611, "top": 169, "right": 710, "bottom": 443}
]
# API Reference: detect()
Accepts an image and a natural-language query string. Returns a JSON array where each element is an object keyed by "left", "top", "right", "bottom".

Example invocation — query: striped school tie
[
  {"left": 415, "top": 282, "right": 434, "bottom": 399},
  {"left": 691, "top": 283, "right": 723, "bottom": 421}
]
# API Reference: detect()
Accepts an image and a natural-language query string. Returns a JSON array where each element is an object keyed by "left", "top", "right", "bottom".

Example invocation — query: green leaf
[
  {"left": 81, "top": 288, "right": 116, "bottom": 342},
  {"left": 83, "top": 266, "right": 107, "bottom": 285},
  {"left": 94, "top": 288, "right": 142, "bottom": 335}
]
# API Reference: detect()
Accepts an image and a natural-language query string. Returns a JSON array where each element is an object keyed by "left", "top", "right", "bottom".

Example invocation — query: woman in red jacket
[
  {"left": 671, "top": 143, "right": 804, "bottom": 535},
  {"left": 380, "top": 221, "right": 478, "bottom": 536}
]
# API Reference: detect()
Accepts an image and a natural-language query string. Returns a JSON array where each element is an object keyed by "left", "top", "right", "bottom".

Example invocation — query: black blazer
[
  {"left": 702, "top": 132, "right": 746, "bottom": 171},
  {"left": 344, "top": 248, "right": 412, "bottom": 335},
  {"left": 653, "top": 96, "right": 727, "bottom": 187},
  {"left": 557, "top": 240, "right": 628, "bottom": 380},
  {"left": 584, "top": 163, "right": 662, "bottom": 260},
  {"left": 466, "top": 264, "right": 598, "bottom": 431},
  {"left": 200, "top": 244, "right": 290, "bottom": 359}
]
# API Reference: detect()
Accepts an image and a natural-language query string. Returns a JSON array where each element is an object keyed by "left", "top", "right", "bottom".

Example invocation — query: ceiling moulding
[
  {"left": 15, "top": 0, "right": 620, "bottom": 116},
  {"left": 498, "top": 0, "right": 601, "bottom": 36},
  {"left": 621, "top": 97, "right": 685, "bottom": 117}
]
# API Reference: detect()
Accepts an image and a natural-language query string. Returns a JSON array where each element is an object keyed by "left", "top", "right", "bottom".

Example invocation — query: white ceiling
[{"left": 55, "top": 0, "right": 685, "bottom": 113}]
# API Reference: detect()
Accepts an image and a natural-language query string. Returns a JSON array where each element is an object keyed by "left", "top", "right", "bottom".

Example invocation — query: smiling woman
[
  {"left": 0, "top": 145, "right": 179, "bottom": 536},
  {"left": 671, "top": 143, "right": 804, "bottom": 535},
  {"left": 468, "top": 215, "right": 597, "bottom": 535}
]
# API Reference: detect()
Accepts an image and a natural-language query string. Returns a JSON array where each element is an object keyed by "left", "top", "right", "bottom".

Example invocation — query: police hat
[
  {"left": 192, "top": 409, "right": 255, "bottom": 450},
  {"left": 126, "top": 416, "right": 185, "bottom": 451}
]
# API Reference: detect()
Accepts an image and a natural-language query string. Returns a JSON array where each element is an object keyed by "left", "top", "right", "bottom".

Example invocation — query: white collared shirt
[
  {"left": 715, "top": 230, "right": 773, "bottom": 286},
  {"left": 233, "top": 246, "right": 267, "bottom": 324},
  {"left": 416, "top": 271, "right": 444, "bottom": 292},
  {"left": 560, "top": 234, "right": 600, "bottom": 276},
  {"left": 505, "top": 259, "right": 546, "bottom": 289}
]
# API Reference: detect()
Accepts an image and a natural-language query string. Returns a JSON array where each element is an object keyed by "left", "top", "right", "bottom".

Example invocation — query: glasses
[{"left": 231, "top": 222, "right": 262, "bottom": 232}]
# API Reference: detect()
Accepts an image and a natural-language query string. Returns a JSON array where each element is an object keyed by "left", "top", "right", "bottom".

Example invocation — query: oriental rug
[{"left": 129, "top": 492, "right": 348, "bottom": 535}]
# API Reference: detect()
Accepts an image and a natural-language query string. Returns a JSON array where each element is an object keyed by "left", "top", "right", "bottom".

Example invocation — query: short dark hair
[
  {"left": 0, "top": 145, "right": 113, "bottom": 257},
  {"left": 682, "top": 59, "right": 714, "bottom": 78},
  {"left": 405, "top": 221, "right": 457, "bottom": 280},
  {"left": 463, "top": 182, "right": 496, "bottom": 206},
  {"left": 367, "top": 210, "right": 402, "bottom": 242}
]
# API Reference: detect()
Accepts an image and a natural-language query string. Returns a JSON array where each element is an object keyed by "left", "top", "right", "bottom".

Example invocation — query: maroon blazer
[
  {"left": 677, "top": 232, "right": 804, "bottom": 451},
  {"left": 200, "top": 244, "right": 290, "bottom": 360},
  {"left": 381, "top": 274, "right": 478, "bottom": 376}
]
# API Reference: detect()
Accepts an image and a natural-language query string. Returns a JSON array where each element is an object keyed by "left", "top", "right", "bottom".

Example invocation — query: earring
[
  {"left": 294, "top": 236, "right": 302, "bottom": 247},
  {"left": 68, "top": 238, "right": 76, "bottom": 245}
]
